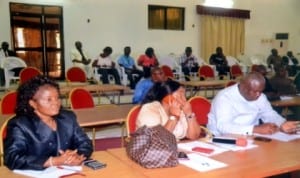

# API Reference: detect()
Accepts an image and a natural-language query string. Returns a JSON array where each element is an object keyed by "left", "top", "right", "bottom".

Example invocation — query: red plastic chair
[
  {"left": 66, "top": 67, "right": 87, "bottom": 83},
  {"left": 225, "top": 80, "right": 237, "bottom": 87},
  {"left": 0, "top": 91, "right": 17, "bottom": 115},
  {"left": 69, "top": 88, "right": 94, "bottom": 109},
  {"left": 251, "top": 64, "right": 259, "bottom": 72},
  {"left": 19, "top": 67, "right": 41, "bottom": 84},
  {"left": 188, "top": 96, "right": 211, "bottom": 126},
  {"left": 126, "top": 105, "right": 142, "bottom": 137},
  {"left": 230, "top": 64, "right": 243, "bottom": 79},
  {"left": 161, "top": 65, "right": 175, "bottom": 79},
  {"left": 69, "top": 87, "right": 97, "bottom": 147},
  {"left": 0, "top": 115, "right": 14, "bottom": 166},
  {"left": 198, "top": 65, "right": 215, "bottom": 80}
]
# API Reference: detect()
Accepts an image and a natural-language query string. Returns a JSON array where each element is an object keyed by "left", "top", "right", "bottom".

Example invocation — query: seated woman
[
  {"left": 137, "top": 47, "right": 159, "bottom": 77},
  {"left": 4, "top": 75, "right": 93, "bottom": 170},
  {"left": 136, "top": 80, "right": 200, "bottom": 140}
]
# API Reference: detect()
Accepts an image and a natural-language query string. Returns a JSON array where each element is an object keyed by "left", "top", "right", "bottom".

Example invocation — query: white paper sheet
[
  {"left": 13, "top": 165, "right": 82, "bottom": 178},
  {"left": 179, "top": 153, "right": 227, "bottom": 172},
  {"left": 178, "top": 141, "right": 229, "bottom": 156},
  {"left": 254, "top": 132, "right": 300, "bottom": 142}
]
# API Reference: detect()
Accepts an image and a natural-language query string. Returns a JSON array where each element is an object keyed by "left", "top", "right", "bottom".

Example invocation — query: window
[{"left": 148, "top": 5, "right": 185, "bottom": 30}]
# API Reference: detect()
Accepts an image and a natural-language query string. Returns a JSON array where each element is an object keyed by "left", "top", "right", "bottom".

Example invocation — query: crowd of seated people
[{"left": 2, "top": 42, "right": 300, "bottom": 178}]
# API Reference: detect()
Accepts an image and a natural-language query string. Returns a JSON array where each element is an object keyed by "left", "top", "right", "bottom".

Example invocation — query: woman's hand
[{"left": 45, "top": 149, "right": 86, "bottom": 167}]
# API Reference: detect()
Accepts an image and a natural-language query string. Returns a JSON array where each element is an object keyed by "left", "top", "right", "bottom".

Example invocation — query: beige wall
[{"left": 0, "top": 0, "right": 299, "bottom": 69}]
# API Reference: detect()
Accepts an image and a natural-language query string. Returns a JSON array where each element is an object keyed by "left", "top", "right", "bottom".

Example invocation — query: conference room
[{"left": 1, "top": 0, "right": 300, "bottom": 177}]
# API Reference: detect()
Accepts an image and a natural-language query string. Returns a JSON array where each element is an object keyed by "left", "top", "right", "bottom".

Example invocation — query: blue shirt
[
  {"left": 132, "top": 78, "right": 154, "bottom": 104},
  {"left": 118, "top": 55, "right": 135, "bottom": 69}
]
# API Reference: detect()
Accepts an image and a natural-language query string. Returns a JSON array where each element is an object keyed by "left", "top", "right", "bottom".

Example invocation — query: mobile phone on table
[
  {"left": 254, "top": 136, "right": 272, "bottom": 142},
  {"left": 178, "top": 152, "right": 189, "bottom": 160},
  {"left": 84, "top": 159, "right": 107, "bottom": 170}
]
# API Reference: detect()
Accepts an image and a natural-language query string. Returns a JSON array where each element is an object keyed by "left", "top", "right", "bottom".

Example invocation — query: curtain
[{"left": 200, "top": 15, "right": 245, "bottom": 62}]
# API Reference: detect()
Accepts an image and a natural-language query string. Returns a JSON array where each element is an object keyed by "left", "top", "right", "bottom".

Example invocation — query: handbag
[{"left": 126, "top": 125, "right": 179, "bottom": 168}]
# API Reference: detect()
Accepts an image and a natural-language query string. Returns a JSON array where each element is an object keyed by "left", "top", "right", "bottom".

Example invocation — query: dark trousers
[
  {"left": 182, "top": 66, "right": 199, "bottom": 81},
  {"left": 98, "top": 68, "right": 121, "bottom": 85},
  {"left": 125, "top": 68, "right": 144, "bottom": 89},
  {"left": 0, "top": 68, "right": 4, "bottom": 86}
]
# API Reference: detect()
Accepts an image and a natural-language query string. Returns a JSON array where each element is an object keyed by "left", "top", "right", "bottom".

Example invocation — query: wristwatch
[{"left": 169, "top": 116, "right": 177, "bottom": 121}]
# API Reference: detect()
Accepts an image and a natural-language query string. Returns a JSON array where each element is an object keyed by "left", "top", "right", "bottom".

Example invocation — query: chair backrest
[
  {"left": 69, "top": 88, "right": 94, "bottom": 109},
  {"left": 1, "top": 56, "right": 27, "bottom": 70},
  {"left": 230, "top": 64, "right": 243, "bottom": 79},
  {"left": 66, "top": 67, "right": 87, "bottom": 83},
  {"left": 199, "top": 65, "right": 215, "bottom": 79},
  {"left": 161, "top": 65, "right": 174, "bottom": 79},
  {"left": 0, "top": 91, "right": 17, "bottom": 115},
  {"left": 226, "top": 56, "right": 239, "bottom": 66},
  {"left": 225, "top": 80, "right": 237, "bottom": 87},
  {"left": 126, "top": 105, "right": 141, "bottom": 136},
  {"left": 188, "top": 96, "right": 211, "bottom": 126},
  {"left": 251, "top": 64, "right": 259, "bottom": 72},
  {"left": 19, "top": 67, "right": 41, "bottom": 84},
  {"left": 0, "top": 115, "right": 14, "bottom": 166}
]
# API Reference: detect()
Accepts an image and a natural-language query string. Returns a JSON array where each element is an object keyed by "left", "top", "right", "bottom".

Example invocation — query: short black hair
[{"left": 142, "top": 80, "right": 181, "bottom": 104}]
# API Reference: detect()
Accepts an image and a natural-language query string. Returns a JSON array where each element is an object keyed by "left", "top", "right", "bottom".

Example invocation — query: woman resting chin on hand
[{"left": 136, "top": 80, "right": 201, "bottom": 140}]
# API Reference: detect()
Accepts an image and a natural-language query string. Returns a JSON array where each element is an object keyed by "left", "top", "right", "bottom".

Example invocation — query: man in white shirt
[
  {"left": 92, "top": 46, "right": 121, "bottom": 84},
  {"left": 70, "top": 41, "right": 92, "bottom": 79},
  {"left": 207, "top": 72, "right": 299, "bottom": 136},
  {"left": 179, "top": 47, "right": 204, "bottom": 81}
]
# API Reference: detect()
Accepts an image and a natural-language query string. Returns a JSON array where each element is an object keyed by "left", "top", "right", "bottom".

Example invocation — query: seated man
[
  {"left": 132, "top": 67, "right": 166, "bottom": 104},
  {"left": 0, "top": 41, "right": 21, "bottom": 86},
  {"left": 209, "top": 47, "right": 229, "bottom": 77},
  {"left": 207, "top": 72, "right": 299, "bottom": 136},
  {"left": 270, "top": 66, "right": 297, "bottom": 95},
  {"left": 179, "top": 47, "right": 203, "bottom": 81},
  {"left": 70, "top": 41, "right": 93, "bottom": 79},
  {"left": 266, "top": 48, "right": 282, "bottom": 70},
  {"left": 254, "top": 64, "right": 279, "bottom": 101},
  {"left": 92, "top": 46, "right": 121, "bottom": 85},
  {"left": 282, "top": 51, "right": 299, "bottom": 76},
  {"left": 269, "top": 66, "right": 300, "bottom": 119},
  {"left": 118, "top": 46, "right": 143, "bottom": 89}
]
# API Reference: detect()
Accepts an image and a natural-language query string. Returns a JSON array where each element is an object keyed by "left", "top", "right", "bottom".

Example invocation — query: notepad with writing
[
  {"left": 13, "top": 165, "right": 82, "bottom": 178},
  {"left": 179, "top": 153, "right": 227, "bottom": 172}
]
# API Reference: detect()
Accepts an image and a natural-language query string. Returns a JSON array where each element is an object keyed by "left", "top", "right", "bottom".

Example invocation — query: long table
[
  {"left": 271, "top": 95, "right": 300, "bottom": 107},
  {"left": 271, "top": 95, "right": 300, "bottom": 118},
  {"left": 0, "top": 151, "right": 146, "bottom": 178},
  {"left": 60, "top": 83, "right": 129, "bottom": 104},
  {"left": 74, "top": 104, "right": 135, "bottom": 147},
  {"left": 107, "top": 138, "right": 300, "bottom": 178},
  {"left": 180, "top": 80, "right": 234, "bottom": 97}
]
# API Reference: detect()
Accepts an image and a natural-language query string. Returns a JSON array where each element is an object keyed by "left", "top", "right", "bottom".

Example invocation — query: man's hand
[
  {"left": 280, "top": 121, "right": 300, "bottom": 134},
  {"left": 253, "top": 123, "right": 279, "bottom": 134},
  {"left": 82, "top": 59, "right": 91, "bottom": 65}
]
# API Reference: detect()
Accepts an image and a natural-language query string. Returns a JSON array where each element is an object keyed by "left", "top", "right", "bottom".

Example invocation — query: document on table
[
  {"left": 178, "top": 141, "right": 228, "bottom": 156},
  {"left": 208, "top": 139, "right": 258, "bottom": 151},
  {"left": 13, "top": 165, "right": 82, "bottom": 178},
  {"left": 179, "top": 153, "right": 227, "bottom": 172},
  {"left": 254, "top": 132, "right": 300, "bottom": 142}
]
